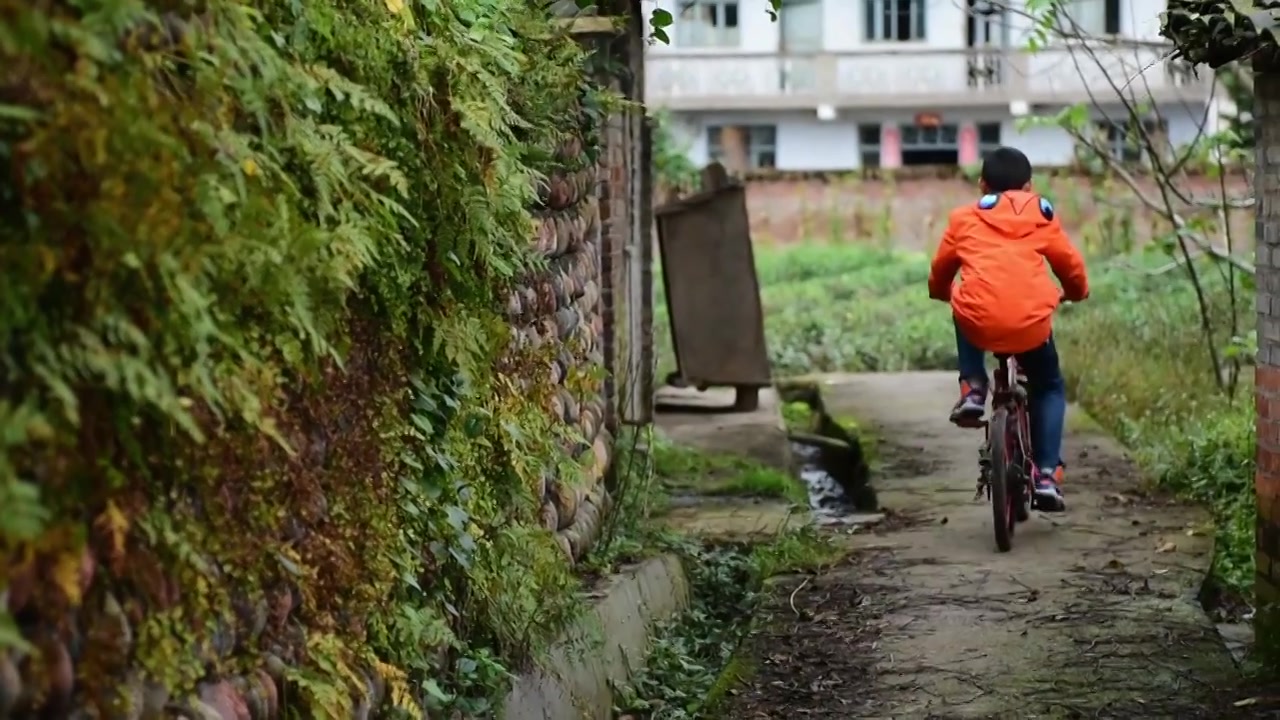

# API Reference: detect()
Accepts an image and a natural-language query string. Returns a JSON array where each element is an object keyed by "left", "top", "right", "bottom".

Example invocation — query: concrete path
[{"left": 727, "top": 372, "right": 1241, "bottom": 719}]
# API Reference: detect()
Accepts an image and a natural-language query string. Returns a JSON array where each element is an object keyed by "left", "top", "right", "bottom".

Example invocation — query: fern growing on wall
[{"left": 0, "top": 0, "right": 607, "bottom": 714}]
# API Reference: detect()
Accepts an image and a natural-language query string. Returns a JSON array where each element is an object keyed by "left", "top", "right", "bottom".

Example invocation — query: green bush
[
  {"left": 2, "top": 0, "right": 598, "bottom": 715},
  {"left": 1054, "top": 264, "right": 1255, "bottom": 592}
]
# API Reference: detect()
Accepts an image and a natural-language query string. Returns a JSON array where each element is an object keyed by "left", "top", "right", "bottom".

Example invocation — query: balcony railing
[{"left": 645, "top": 46, "right": 1211, "bottom": 110}]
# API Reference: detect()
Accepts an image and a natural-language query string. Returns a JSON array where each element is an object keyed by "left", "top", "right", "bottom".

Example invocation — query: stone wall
[
  {"left": 0, "top": 5, "right": 651, "bottom": 718},
  {"left": 513, "top": 144, "right": 614, "bottom": 562},
  {"left": 509, "top": 1, "right": 653, "bottom": 564}
]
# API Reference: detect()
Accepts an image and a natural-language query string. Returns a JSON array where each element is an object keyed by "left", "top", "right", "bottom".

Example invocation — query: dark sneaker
[
  {"left": 1032, "top": 466, "right": 1066, "bottom": 512},
  {"left": 949, "top": 380, "right": 986, "bottom": 427}
]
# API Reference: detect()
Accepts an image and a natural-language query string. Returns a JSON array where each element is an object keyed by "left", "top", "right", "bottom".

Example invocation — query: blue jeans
[{"left": 954, "top": 319, "right": 1066, "bottom": 471}]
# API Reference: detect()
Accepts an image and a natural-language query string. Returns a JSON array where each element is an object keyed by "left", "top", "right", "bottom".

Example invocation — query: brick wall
[
  {"left": 739, "top": 174, "right": 1252, "bottom": 250},
  {"left": 596, "top": 0, "right": 654, "bottom": 430},
  {"left": 598, "top": 77, "right": 623, "bottom": 433},
  {"left": 1255, "top": 67, "right": 1280, "bottom": 659}
]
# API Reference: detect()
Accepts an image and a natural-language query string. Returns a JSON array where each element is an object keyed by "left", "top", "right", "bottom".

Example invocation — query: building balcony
[{"left": 645, "top": 46, "right": 1211, "bottom": 111}]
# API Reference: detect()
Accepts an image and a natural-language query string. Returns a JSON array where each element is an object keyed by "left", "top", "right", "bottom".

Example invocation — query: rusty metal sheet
[{"left": 656, "top": 180, "right": 771, "bottom": 390}]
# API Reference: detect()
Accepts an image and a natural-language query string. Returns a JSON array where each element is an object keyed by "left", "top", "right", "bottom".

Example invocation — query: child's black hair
[{"left": 980, "top": 146, "right": 1033, "bottom": 193}]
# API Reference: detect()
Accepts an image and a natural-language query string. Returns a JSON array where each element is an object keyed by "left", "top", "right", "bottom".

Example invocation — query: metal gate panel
[{"left": 655, "top": 171, "right": 770, "bottom": 392}]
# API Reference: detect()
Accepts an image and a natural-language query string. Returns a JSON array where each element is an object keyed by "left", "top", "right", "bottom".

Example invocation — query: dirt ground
[{"left": 723, "top": 372, "right": 1269, "bottom": 719}]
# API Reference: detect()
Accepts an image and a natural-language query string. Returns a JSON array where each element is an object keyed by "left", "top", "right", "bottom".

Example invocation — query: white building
[{"left": 645, "top": 0, "right": 1221, "bottom": 170}]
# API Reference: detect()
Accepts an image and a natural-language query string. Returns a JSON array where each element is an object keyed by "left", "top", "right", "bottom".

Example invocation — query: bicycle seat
[{"left": 993, "top": 355, "right": 1028, "bottom": 386}]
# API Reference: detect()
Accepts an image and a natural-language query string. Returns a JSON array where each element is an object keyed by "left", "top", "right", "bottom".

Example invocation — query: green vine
[{"left": 1, "top": 0, "right": 607, "bottom": 715}]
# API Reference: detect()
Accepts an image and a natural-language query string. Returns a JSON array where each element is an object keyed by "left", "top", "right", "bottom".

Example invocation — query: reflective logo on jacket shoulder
[
  {"left": 977, "top": 193, "right": 1000, "bottom": 210},
  {"left": 1039, "top": 197, "right": 1055, "bottom": 221}
]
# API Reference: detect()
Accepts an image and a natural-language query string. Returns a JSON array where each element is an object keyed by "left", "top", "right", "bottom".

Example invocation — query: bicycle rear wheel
[
  {"left": 1012, "top": 403, "right": 1032, "bottom": 522},
  {"left": 988, "top": 408, "right": 1016, "bottom": 553}
]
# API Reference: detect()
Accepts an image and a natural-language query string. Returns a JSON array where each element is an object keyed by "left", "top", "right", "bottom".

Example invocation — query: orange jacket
[{"left": 928, "top": 191, "right": 1089, "bottom": 354}]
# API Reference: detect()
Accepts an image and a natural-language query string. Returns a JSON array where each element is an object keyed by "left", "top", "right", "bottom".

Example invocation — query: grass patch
[
  {"left": 655, "top": 246, "right": 940, "bottom": 380},
  {"left": 653, "top": 436, "right": 807, "bottom": 506},
  {"left": 612, "top": 527, "right": 845, "bottom": 720},
  {"left": 703, "top": 655, "right": 754, "bottom": 711},
  {"left": 1054, "top": 262, "right": 1254, "bottom": 592},
  {"left": 583, "top": 427, "right": 677, "bottom": 575},
  {"left": 834, "top": 413, "right": 879, "bottom": 468},
  {"left": 782, "top": 400, "right": 815, "bottom": 433}
]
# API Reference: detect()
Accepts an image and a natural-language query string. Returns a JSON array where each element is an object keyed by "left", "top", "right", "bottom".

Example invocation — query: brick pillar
[
  {"left": 719, "top": 125, "right": 749, "bottom": 172},
  {"left": 1254, "top": 66, "right": 1280, "bottom": 666},
  {"left": 633, "top": 1, "right": 655, "bottom": 425},
  {"left": 881, "top": 124, "right": 902, "bottom": 169},
  {"left": 599, "top": 107, "right": 624, "bottom": 434},
  {"left": 958, "top": 122, "right": 979, "bottom": 165}
]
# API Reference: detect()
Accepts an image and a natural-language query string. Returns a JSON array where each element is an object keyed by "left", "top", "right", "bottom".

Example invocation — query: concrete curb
[{"left": 500, "top": 554, "right": 689, "bottom": 720}]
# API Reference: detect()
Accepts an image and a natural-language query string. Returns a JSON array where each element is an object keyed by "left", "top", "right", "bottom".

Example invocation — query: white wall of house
[
  {"left": 650, "top": 0, "right": 1217, "bottom": 172},
  {"left": 647, "top": 0, "right": 1173, "bottom": 54},
  {"left": 1004, "top": 102, "right": 1215, "bottom": 167},
  {"left": 667, "top": 101, "right": 1216, "bottom": 171}
]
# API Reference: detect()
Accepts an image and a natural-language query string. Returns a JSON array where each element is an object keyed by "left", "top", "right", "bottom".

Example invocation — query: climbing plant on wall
[{"left": 0, "top": 0, "right": 607, "bottom": 715}]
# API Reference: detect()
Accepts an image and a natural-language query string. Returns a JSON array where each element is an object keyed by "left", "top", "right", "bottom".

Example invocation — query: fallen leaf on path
[{"left": 1156, "top": 541, "right": 1177, "bottom": 553}]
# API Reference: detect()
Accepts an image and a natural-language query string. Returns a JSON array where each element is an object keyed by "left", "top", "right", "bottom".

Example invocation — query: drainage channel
[
  {"left": 790, "top": 435, "right": 877, "bottom": 524},
  {"left": 781, "top": 382, "right": 879, "bottom": 524},
  {"left": 793, "top": 440, "right": 856, "bottom": 517}
]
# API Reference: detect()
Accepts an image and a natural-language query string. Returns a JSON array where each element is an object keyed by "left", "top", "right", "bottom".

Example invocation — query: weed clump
[{"left": 613, "top": 528, "right": 843, "bottom": 719}]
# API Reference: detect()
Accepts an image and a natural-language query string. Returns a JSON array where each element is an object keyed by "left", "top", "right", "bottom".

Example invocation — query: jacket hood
[{"left": 972, "top": 190, "right": 1055, "bottom": 238}]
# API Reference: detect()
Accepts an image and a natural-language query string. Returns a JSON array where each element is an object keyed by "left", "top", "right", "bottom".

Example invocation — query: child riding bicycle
[{"left": 926, "top": 147, "right": 1089, "bottom": 512}]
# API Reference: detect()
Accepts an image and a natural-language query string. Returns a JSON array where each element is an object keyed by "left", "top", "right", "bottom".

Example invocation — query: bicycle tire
[
  {"left": 1012, "top": 404, "right": 1031, "bottom": 523},
  {"left": 988, "top": 408, "right": 1015, "bottom": 553}
]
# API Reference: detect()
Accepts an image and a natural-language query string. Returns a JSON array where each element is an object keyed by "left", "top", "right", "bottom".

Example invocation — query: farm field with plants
[{"left": 655, "top": 240, "right": 1256, "bottom": 596}]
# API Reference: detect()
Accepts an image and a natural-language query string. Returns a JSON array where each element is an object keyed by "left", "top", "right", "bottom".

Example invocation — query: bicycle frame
[{"left": 976, "top": 356, "right": 1035, "bottom": 509}]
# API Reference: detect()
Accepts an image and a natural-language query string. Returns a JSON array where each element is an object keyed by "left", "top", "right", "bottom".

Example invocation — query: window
[
  {"left": 901, "top": 124, "right": 958, "bottom": 147},
  {"left": 707, "top": 125, "right": 776, "bottom": 170},
  {"left": 1090, "top": 118, "right": 1167, "bottom": 164},
  {"left": 676, "top": 0, "right": 741, "bottom": 47},
  {"left": 865, "top": 0, "right": 926, "bottom": 41},
  {"left": 859, "top": 124, "right": 882, "bottom": 168},
  {"left": 1099, "top": 120, "right": 1140, "bottom": 163},
  {"left": 780, "top": 0, "right": 824, "bottom": 52},
  {"left": 967, "top": 0, "right": 1010, "bottom": 47},
  {"left": 977, "top": 122, "right": 1002, "bottom": 156},
  {"left": 900, "top": 123, "right": 959, "bottom": 166},
  {"left": 1063, "top": 0, "right": 1120, "bottom": 36}
]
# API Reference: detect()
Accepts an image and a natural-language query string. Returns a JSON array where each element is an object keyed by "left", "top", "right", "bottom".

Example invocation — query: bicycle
[
  {"left": 971, "top": 353, "right": 1035, "bottom": 553},
  {"left": 970, "top": 297, "right": 1070, "bottom": 552}
]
